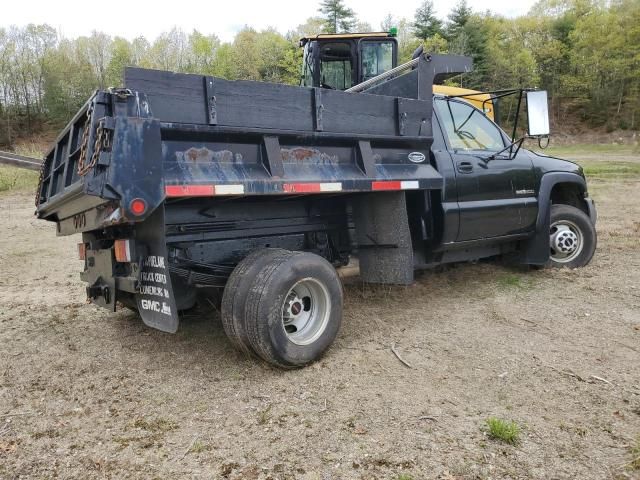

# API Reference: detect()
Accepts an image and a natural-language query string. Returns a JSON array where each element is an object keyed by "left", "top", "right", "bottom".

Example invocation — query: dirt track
[{"left": 1, "top": 167, "right": 639, "bottom": 479}]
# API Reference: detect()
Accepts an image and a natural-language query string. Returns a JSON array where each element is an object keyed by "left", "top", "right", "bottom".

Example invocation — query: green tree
[
  {"left": 396, "top": 18, "right": 422, "bottom": 63},
  {"left": 289, "top": 17, "right": 325, "bottom": 39},
  {"left": 256, "top": 29, "right": 298, "bottom": 84},
  {"left": 231, "top": 28, "right": 261, "bottom": 80},
  {"left": 568, "top": 0, "right": 640, "bottom": 127},
  {"left": 81, "top": 31, "right": 112, "bottom": 89},
  {"left": 42, "top": 38, "right": 96, "bottom": 125},
  {"left": 212, "top": 43, "right": 237, "bottom": 79},
  {"left": 188, "top": 30, "right": 219, "bottom": 74},
  {"left": 318, "top": 0, "right": 356, "bottom": 33},
  {"left": 413, "top": 0, "right": 443, "bottom": 40},
  {"left": 446, "top": 0, "right": 472, "bottom": 40},
  {"left": 106, "top": 37, "right": 133, "bottom": 86}
]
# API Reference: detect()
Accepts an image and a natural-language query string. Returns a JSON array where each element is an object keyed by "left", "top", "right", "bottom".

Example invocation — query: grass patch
[
  {"left": 395, "top": 475, "right": 415, "bottom": 480},
  {"left": 130, "top": 417, "right": 178, "bottom": 433},
  {"left": 630, "top": 435, "right": 640, "bottom": 471},
  {"left": 31, "top": 428, "right": 60, "bottom": 439},
  {"left": 536, "top": 143, "right": 636, "bottom": 156},
  {"left": 580, "top": 161, "right": 640, "bottom": 178},
  {"left": 257, "top": 404, "right": 273, "bottom": 425},
  {"left": 485, "top": 417, "right": 521, "bottom": 445},
  {"left": 496, "top": 273, "right": 525, "bottom": 290},
  {"left": 0, "top": 165, "right": 39, "bottom": 193},
  {"left": 189, "top": 439, "right": 211, "bottom": 454},
  {"left": 13, "top": 142, "right": 45, "bottom": 158}
]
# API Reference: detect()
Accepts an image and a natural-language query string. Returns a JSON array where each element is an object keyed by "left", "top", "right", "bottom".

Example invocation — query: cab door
[{"left": 433, "top": 97, "right": 538, "bottom": 241}]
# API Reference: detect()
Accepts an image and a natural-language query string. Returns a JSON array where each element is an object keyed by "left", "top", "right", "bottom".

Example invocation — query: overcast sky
[{"left": 3, "top": 0, "right": 537, "bottom": 42}]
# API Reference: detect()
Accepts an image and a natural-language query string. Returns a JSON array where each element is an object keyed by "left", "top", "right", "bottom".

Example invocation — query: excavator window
[
  {"left": 360, "top": 41, "right": 394, "bottom": 82},
  {"left": 302, "top": 43, "right": 315, "bottom": 87},
  {"left": 319, "top": 42, "right": 354, "bottom": 90}
]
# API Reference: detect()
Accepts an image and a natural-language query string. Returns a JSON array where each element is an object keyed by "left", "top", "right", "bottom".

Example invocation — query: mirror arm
[
  {"left": 486, "top": 137, "right": 526, "bottom": 161},
  {"left": 511, "top": 90, "right": 525, "bottom": 143}
]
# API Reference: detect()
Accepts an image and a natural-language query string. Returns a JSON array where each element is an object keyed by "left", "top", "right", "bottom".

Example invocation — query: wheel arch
[
  {"left": 550, "top": 182, "right": 588, "bottom": 215},
  {"left": 522, "top": 172, "right": 590, "bottom": 265},
  {"left": 536, "top": 173, "right": 588, "bottom": 232}
]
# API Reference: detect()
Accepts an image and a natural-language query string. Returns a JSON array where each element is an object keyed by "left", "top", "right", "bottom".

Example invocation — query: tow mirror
[{"left": 526, "top": 90, "right": 550, "bottom": 137}]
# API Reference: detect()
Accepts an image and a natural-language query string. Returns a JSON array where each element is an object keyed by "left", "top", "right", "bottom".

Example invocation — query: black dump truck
[{"left": 35, "top": 53, "right": 596, "bottom": 368}]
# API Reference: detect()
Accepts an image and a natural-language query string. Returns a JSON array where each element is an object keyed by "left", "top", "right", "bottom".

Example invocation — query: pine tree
[
  {"left": 446, "top": 0, "right": 472, "bottom": 40},
  {"left": 318, "top": 0, "right": 356, "bottom": 34},
  {"left": 413, "top": 0, "right": 443, "bottom": 40}
]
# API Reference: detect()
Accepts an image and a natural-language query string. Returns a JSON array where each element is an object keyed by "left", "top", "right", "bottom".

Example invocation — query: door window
[
  {"left": 434, "top": 98, "right": 505, "bottom": 152},
  {"left": 319, "top": 42, "right": 353, "bottom": 90}
]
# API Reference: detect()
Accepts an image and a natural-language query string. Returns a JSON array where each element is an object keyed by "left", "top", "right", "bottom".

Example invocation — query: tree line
[{"left": 0, "top": 0, "right": 638, "bottom": 147}]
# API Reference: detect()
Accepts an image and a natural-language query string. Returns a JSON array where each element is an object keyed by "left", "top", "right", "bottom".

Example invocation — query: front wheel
[
  {"left": 547, "top": 204, "right": 596, "bottom": 268},
  {"left": 244, "top": 250, "right": 343, "bottom": 368}
]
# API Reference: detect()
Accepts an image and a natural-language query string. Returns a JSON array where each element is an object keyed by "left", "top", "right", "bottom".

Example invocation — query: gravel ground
[{"left": 1, "top": 160, "right": 639, "bottom": 479}]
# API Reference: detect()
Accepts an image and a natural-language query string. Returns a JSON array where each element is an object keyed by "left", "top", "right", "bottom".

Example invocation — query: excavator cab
[
  {"left": 300, "top": 32, "right": 497, "bottom": 122},
  {"left": 300, "top": 32, "right": 398, "bottom": 90}
]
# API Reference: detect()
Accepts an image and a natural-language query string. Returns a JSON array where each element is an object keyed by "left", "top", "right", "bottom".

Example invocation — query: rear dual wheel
[{"left": 221, "top": 249, "right": 343, "bottom": 368}]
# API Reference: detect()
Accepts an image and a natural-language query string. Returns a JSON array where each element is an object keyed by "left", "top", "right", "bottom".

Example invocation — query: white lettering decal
[
  {"left": 143, "top": 256, "right": 166, "bottom": 268},
  {"left": 161, "top": 303, "right": 172, "bottom": 315}
]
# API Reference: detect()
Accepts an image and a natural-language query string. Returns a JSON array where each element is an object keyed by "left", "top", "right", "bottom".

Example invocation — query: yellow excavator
[{"left": 299, "top": 31, "right": 496, "bottom": 121}]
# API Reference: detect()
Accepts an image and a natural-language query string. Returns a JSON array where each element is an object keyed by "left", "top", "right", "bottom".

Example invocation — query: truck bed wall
[{"left": 125, "top": 67, "right": 433, "bottom": 137}]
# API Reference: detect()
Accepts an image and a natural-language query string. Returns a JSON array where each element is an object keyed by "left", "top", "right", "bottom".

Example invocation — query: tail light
[
  {"left": 129, "top": 198, "right": 147, "bottom": 216},
  {"left": 78, "top": 243, "right": 87, "bottom": 260},
  {"left": 114, "top": 239, "right": 132, "bottom": 263}
]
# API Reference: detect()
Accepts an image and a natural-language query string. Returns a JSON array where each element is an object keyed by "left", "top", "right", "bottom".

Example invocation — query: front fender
[{"left": 521, "top": 172, "right": 589, "bottom": 265}]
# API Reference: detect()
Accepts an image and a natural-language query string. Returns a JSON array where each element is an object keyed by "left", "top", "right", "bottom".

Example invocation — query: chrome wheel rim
[
  {"left": 281, "top": 278, "right": 331, "bottom": 345},
  {"left": 550, "top": 219, "right": 584, "bottom": 263}
]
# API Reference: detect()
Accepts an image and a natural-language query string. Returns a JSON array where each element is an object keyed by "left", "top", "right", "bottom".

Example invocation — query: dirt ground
[{"left": 1, "top": 154, "right": 639, "bottom": 479}]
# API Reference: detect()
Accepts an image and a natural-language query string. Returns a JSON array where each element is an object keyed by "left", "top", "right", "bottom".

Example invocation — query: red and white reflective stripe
[
  {"left": 214, "top": 184, "right": 245, "bottom": 195},
  {"left": 371, "top": 180, "right": 420, "bottom": 191},
  {"left": 165, "top": 184, "right": 245, "bottom": 197},
  {"left": 114, "top": 239, "right": 132, "bottom": 263},
  {"left": 283, "top": 182, "right": 342, "bottom": 193},
  {"left": 165, "top": 181, "right": 419, "bottom": 196},
  {"left": 165, "top": 185, "right": 213, "bottom": 197}
]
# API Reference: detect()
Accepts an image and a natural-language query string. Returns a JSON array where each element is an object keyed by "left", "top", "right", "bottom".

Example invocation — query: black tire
[
  {"left": 547, "top": 204, "right": 596, "bottom": 268},
  {"left": 221, "top": 248, "right": 290, "bottom": 355},
  {"left": 244, "top": 251, "right": 343, "bottom": 368}
]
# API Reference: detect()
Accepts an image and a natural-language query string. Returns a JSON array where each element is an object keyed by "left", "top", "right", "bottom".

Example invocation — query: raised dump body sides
[
  {"left": 35, "top": 54, "right": 472, "bottom": 333},
  {"left": 36, "top": 54, "right": 470, "bottom": 225}
]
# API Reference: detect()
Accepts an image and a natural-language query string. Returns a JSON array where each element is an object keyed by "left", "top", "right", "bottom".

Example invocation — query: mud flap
[
  {"left": 352, "top": 191, "right": 414, "bottom": 285},
  {"left": 134, "top": 206, "right": 179, "bottom": 333}
]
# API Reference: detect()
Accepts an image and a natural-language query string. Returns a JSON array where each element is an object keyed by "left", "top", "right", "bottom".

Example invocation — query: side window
[
  {"left": 434, "top": 98, "right": 504, "bottom": 152},
  {"left": 302, "top": 44, "right": 314, "bottom": 87}
]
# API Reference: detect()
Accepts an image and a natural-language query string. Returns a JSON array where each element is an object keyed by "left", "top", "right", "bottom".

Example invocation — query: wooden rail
[{"left": 0, "top": 150, "right": 42, "bottom": 171}]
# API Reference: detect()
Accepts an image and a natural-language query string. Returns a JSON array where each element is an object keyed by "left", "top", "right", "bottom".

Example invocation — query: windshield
[{"left": 360, "top": 41, "right": 394, "bottom": 82}]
